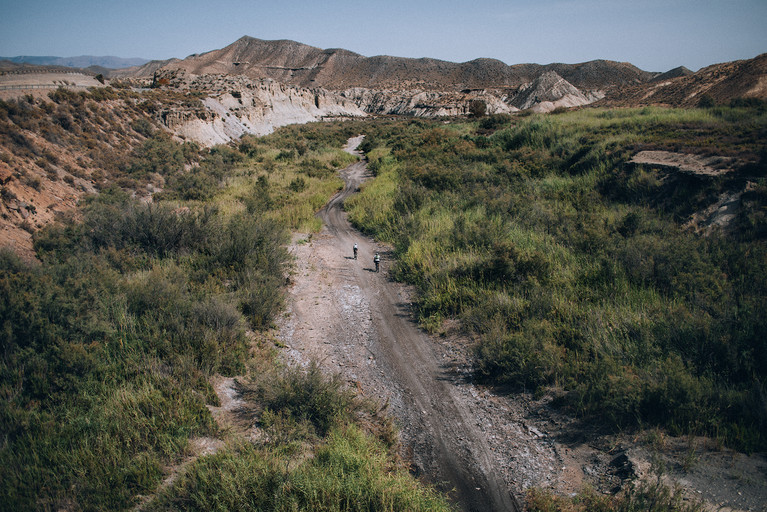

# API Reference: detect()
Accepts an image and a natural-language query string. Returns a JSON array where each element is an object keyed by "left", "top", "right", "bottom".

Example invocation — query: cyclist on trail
[
  {"left": 353, "top": 243, "right": 358, "bottom": 260},
  {"left": 374, "top": 252, "right": 380, "bottom": 272}
]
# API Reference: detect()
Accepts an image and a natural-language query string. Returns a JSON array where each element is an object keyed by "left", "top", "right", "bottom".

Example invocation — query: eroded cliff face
[
  {"left": 150, "top": 69, "right": 605, "bottom": 146},
  {"left": 340, "top": 87, "right": 518, "bottom": 117},
  {"left": 154, "top": 72, "right": 366, "bottom": 146},
  {"left": 510, "top": 71, "right": 604, "bottom": 111}
]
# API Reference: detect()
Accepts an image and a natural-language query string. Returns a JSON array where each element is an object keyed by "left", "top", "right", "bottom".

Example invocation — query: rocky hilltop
[
  {"left": 599, "top": 53, "right": 767, "bottom": 107},
  {"left": 112, "top": 36, "right": 660, "bottom": 120},
  {"left": 112, "top": 36, "right": 767, "bottom": 126},
  {"left": 121, "top": 36, "right": 652, "bottom": 92}
]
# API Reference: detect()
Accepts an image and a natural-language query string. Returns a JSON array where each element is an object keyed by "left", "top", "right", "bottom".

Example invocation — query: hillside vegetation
[
  {"left": 2, "top": 85, "right": 766, "bottom": 509},
  {"left": 346, "top": 106, "right": 767, "bottom": 451},
  {"left": 0, "top": 116, "right": 449, "bottom": 511}
]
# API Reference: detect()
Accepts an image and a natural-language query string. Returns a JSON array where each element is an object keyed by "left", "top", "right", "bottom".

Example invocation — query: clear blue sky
[{"left": 1, "top": 0, "right": 765, "bottom": 72}]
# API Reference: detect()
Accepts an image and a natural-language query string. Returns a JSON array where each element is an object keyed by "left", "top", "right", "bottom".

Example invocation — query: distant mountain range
[
  {"left": 4, "top": 37, "right": 765, "bottom": 115},
  {"left": 112, "top": 36, "right": 655, "bottom": 93},
  {"left": 0, "top": 55, "right": 149, "bottom": 69},
  {"left": 105, "top": 36, "right": 766, "bottom": 114}
]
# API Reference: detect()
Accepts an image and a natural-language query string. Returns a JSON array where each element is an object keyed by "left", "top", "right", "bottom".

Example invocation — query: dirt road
[
  {"left": 280, "top": 136, "right": 520, "bottom": 511},
  {"left": 276, "top": 136, "right": 767, "bottom": 512}
]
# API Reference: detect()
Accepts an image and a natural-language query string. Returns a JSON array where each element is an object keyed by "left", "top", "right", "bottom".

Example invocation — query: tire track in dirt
[{"left": 280, "top": 136, "right": 521, "bottom": 512}]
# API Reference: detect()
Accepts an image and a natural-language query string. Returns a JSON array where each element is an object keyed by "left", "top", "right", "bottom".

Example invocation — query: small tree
[
  {"left": 469, "top": 99, "right": 487, "bottom": 118},
  {"left": 697, "top": 95, "right": 715, "bottom": 108}
]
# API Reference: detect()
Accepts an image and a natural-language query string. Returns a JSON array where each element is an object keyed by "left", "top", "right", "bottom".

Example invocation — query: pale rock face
[
  {"left": 161, "top": 75, "right": 367, "bottom": 146},
  {"left": 158, "top": 69, "right": 606, "bottom": 145},
  {"left": 341, "top": 88, "right": 518, "bottom": 117},
  {"left": 510, "top": 71, "right": 593, "bottom": 111}
]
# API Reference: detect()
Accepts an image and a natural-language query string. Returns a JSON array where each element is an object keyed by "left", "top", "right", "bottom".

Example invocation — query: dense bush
[
  {"left": 239, "top": 362, "right": 358, "bottom": 437},
  {"left": 147, "top": 362, "right": 446, "bottom": 511},
  {"left": 1, "top": 190, "right": 290, "bottom": 509},
  {"left": 2, "top": 117, "right": 454, "bottom": 509},
  {"left": 346, "top": 108, "right": 767, "bottom": 450},
  {"left": 146, "top": 426, "right": 449, "bottom": 512},
  {"left": 124, "top": 131, "right": 198, "bottom": 177}
]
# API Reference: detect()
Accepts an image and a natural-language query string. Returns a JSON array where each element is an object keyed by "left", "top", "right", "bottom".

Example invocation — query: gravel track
[{"left": 278, "top": 136, "right": 520, "bottom": 511}]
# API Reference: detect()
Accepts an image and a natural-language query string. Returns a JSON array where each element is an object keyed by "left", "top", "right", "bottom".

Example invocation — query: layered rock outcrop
[
  {"left": 112, "top": 36, "right": 658, "bottom": 143},
  {"left": 150, "top": 72, "right": 366, "bottom": 146},
  {"left": 341, "top": 88, "right": 517, "bottom": 117},
  {"left": 509, "top": 71, "right": 600, "bottom": 111}
]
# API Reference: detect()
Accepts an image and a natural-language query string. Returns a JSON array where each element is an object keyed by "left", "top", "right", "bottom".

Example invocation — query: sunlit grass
[{"left": 348, "top": 107, "right": 767, "bottom": 450}]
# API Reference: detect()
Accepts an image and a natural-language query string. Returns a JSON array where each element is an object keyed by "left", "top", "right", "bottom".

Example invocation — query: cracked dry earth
[{"left": 275, "top": 137, "right": 767, "bottom": 512}]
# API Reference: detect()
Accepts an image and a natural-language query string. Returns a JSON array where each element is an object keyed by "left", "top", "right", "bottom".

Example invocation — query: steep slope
[
  {"left": 0, "top": 89, "right": 160, "bottom": 258},
  {"left": 120, "top": 36, "right": 652, "bottom": 95},
  {"left": 509, "top": 71, "right": 593, "bottom": 111},
  {"left": 600, "top": 53, "right": 767, "bottom": 107},
  {"left": 157, "top": 72, "right": 366, "bottom": 145}
]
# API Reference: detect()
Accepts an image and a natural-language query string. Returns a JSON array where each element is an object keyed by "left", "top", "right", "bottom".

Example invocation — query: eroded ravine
[{"left": 280, "top": 136, "right": 520, "bottom": 511}]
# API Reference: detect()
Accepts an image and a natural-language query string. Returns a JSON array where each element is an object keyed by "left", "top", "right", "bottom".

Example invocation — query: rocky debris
[
  {"left": 684, "top": 188, "right": 747, "bottom": 234},
  {"left": 609, "top": 452, "right": 637, "bottom": 481}
]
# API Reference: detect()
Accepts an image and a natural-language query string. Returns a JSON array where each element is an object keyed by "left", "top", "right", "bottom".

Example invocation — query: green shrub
[
  {"left": 1, "top": 182, "right": 297, "bottom": 508},
  {"left": 125, "top": 132, "right": 197, "bottom": 177},
  {"left": 346, "top": 109, "right": 767, "bottom": 450},
  {"left": 238, "top": 362, "right": 357, "bottom": 438},
  {"left": 478, "top": 113, "right": 512, "bottom": 131},
  {"left": 147, "top": 427, "right": 450, "bottom": 512}
]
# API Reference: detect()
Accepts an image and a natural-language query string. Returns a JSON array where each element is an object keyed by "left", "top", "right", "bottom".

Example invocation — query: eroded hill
[
  {"left": 112, "top": 36, "right": 661, "bottom": 116},
  {"left": 116, "top": 36, "right": 653, "bottom": 92},
  {"left": 599, "top": 53, "right": 767, "bottom": 107}
]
